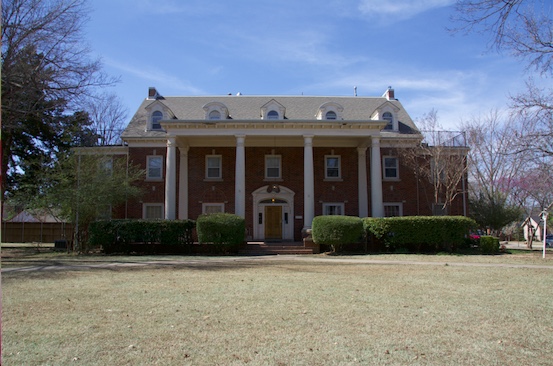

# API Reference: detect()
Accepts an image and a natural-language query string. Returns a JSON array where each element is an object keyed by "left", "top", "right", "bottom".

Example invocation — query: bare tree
[
  {"left": 510, "top": 80, "right": 553, "bottom": 156},
  {"left": 1, "top": 0, "right": 115, "bottom": 194},
  {"left": 400, "top": 110, "right": 469, "bottom": 214},
  {"left": 452, "top": 0, "right": 553, "bottom": 75},
  {"left": 461, "top": 110, "right": 524, "bottom": 232},
  {"left": 83, "top": 93, "right": 129, "bottom": 146}
]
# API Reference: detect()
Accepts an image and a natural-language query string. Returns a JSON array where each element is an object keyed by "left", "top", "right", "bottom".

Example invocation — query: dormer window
[
  {"left": 372, "top": 102, "right": 400, "bottom": 131},
  {"left": 317, "top": 102, "right": 343, "bottom": 120},
  {"left": 325, "top": 111, "right": 337, "bottom": 120},
  {"left": 151, "top": 111, "right": 163, "bottom": 130},
  {"left": 383, "top": 112, "right": 393, "bottom": 130},
  {"left": 261, "top": 99, "right": 286, "bottom": 120},
  {"left": 267, "top": 110, "right": 279, "bottom": 120},
  {"left": 203, "top": 102, "right": 229, "bottom": 120},
  {"left": 209, "top": 110, "right": 221, "bottom": 120}
]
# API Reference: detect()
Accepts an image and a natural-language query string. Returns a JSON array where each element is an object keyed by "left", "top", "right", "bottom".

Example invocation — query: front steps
[{"left": 239, "top": 241, "right": 314, "bottom": 255}]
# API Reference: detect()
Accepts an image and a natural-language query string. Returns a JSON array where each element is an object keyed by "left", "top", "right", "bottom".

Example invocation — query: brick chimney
[
  {"left": 383, "top": 86, "right": 395, "bottom": 100},
  {"left": 148, "top": 87, "right": 161, "bottom": 100}
]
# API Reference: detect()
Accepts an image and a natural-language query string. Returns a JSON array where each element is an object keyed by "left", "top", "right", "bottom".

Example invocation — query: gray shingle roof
[{"left": 122, "top": 94, "right": 420, "bottom": 139}]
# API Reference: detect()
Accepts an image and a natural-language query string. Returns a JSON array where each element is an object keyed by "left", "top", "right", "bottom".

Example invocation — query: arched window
[
  {"left": 209, "top": 110, "right": 221, "bottom": 120},
  {"left": 151, "top": 111, "right": 163, "bottom": 130},
  {"left": 325, "top": 111, "right": 337, "bottom": 120},
  {"left": 383, "top": 112, "right": 393, "bottom": 130},
  {"left": 267, "top": 110, "right": 279, "bottom": 120}
]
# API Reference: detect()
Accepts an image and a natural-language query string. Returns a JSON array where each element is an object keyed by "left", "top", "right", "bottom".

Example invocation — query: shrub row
[
  {"left": 311, "top": 215, "right": 478, "bottom": 253},
  {"left": 479, "top": 235, "right": 500, "bottom": 254},
  {"left": 196, "top": 213, "right": 245, "bottom": 253},
  {"left": 312, "top": 215, "right": 364, "bottom": 252},
  {"left": 89, "top": 219, "right": 195, "bottom": 254},
  {"left": 363, "top": 216, "right": 477, "bottom": 253}
]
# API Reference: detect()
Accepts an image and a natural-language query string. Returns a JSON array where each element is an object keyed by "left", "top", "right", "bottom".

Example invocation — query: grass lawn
[{"left": 3, "top": 249, "right": 553, "bottom": 365}]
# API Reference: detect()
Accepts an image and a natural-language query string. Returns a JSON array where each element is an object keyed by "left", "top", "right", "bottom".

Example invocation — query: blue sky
[{"left": 84, "top": 0, "right": 533, "bottom": 129}]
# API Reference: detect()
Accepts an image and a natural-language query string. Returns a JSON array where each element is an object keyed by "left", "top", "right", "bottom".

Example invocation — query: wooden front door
[{"left": 264, "top": 206, "right": 282, "bottom": 240}]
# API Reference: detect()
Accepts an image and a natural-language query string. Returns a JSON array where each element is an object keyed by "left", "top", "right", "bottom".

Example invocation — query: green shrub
[
  {"left": 480, "top": 235, "right": 500, "bottom": 254},
  {"left": 196, "top": 213, "right": 245, "bottom": 250},
  {"left": 363, "top": 216, "right": 477, "bottom": 253},
  {"left": 89, "top": 219, "right": 195, "bottom": 254},
  {"left": 311, "top": 215, "right": 364, "bottom": 253}
]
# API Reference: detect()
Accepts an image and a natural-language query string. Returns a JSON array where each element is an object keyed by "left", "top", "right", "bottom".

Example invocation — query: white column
[
  {"left": 165, "top": 136, "right": 177, "bottom": 220},
  {"left": 178, "top": 146, "right": 189, "bottom": 220},
  {"left": 235, "top": 135, "right": 246, "bottom": 218},
  {"left": 371, "top": 137, "right": 384, "bottom": 217},
  {"left": 358, "top": 147, "right": 368, "bottom": 218},
  {"left": 303, "top": 135, "right": 315, "bottom": 229}
]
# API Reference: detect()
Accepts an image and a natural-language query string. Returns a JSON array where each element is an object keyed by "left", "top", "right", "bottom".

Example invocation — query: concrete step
[{"left": 239, "top": 242, "right": 313, "bottom": 255}]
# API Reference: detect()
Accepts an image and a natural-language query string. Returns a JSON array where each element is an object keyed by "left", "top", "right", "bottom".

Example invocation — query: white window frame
[
  {"left": 432, "top": 203, "right": 448, "bottom": 216},
  {"left": 202, "top": 203, "right": 225, "bottom": 214},
  {"left": 383, "top": 156, "right": 399, "bottom": 180},
  {"left": 143, "top": 203, "right": 164, "bottom": 219},
  {"left": 151, "top": 110, "right": 163, "bottom": 130},
  {"left": 205, "top": 155, "right": 222, "bottom": 180},
  {"left": 325, "top": 155, "right": 341, "bottom": 179},
  {"left": 267, "top": 110, "right": 280, "bottom": 120},
  {"left": 208, "top": 110, "right": 221, "bottom": 120},
  {"left": 265, "top": 155, "right": 281, "bottom": 179},
  {"left": 384, "top": 203, "right": 403, "bottom": 217},
  {"left": 323, "top": 203, "right": 345, "bottom": 216},
  {"left": 325, "top": 111, "right": 337, "bottom": 120},
  {"left": 146, "top": 155, "right": 163, "bottom": 180},
  {"left": 383, "top": 112, "right": 393, "bottom": 130}
]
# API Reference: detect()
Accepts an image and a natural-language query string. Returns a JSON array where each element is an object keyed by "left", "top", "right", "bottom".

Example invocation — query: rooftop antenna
[{"left": 354, "top": 86, "right": 357, "bottom": 97}]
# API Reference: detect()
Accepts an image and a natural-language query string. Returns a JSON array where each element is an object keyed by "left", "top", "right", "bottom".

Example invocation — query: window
[
  {"left": 151, "top": 111, "right": 163, "bottom": 130},
  {"left": 265, "top": 155, "right": 281, "bottom": 179},
  {"left": 383, "top": 156, "right": 399, "bottom": 180},
  {"left": 144, "top": 204, "right": 164, "bottom": 219},
  {"left": 208, "top": 110, "right": 221, "bottom": 120},
  {"left": 147, "top": 156, "right": 163, "bottom": 180},
  {"left": 384, "top": 203, "right": 402, "bottom": 217},
  {"left": 202, "top": 203, "right": 224, "bottom": 214},
  {"left": 323, "top": 203, "right": 344, "bottom": 216},
  {"left": 325, "top": 156, "right": 341, "bottom": 179},
  {"left": 99, "top": 157, "right": 113, "bottom": 176},
  {"left": 267, "top": 110, "right": 279, "bottom": 120},
  {"left": 383, "top": 112, "right": 393, "bottom": 130},
  {"left": 325, "top": 111, "right": 337, "bottom": 120},
  {"left": 206, "top": 155, "right": 222, "bottom": 179},
  {"left": 432, "top": 203, "right": 447, "bottom": 216},
  {"left": 97, "top": 205, "right": 112, "bottom": 220}
]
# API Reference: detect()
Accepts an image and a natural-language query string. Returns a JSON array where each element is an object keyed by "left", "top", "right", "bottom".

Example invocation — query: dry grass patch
[{"left": 3, "top": 259, "right": 553, "bottom": 365}]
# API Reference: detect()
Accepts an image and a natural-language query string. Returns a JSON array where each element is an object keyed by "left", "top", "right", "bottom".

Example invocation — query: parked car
[
  {"left": 469, "top": 230, "right": 485, "bottom": 240},
  {"left": 546, "top": 234, "right": 553, "bottom": 248}
]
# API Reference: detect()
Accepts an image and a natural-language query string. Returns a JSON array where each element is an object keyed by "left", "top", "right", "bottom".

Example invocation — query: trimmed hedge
[
  {"left": 89, "top": 219, "right": 195, "bottom": 254},
  {"left": 196, "top": 213, "right": 245, "bottom": 251},
  {"left": 363, "top": 216, "right": 477, "bottom": 253},
  {"left": 311, "top": 215, "right": 364, "bottom": 253},
  {"left": 480, "top": 235, "right": 500, "bottom": 254}
]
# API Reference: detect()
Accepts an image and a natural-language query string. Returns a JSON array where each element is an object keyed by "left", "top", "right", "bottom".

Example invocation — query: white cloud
[
  {"left": 105, "top": 58, "right": 205, "bottom": 95},
  {"left": 357, "top": 0, "right": 455, "bottom": 20}
]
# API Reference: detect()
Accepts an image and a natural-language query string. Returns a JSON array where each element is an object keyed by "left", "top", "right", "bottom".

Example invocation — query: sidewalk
[{"left": 502, "top": 241, "right": 551, "bottom": 250}]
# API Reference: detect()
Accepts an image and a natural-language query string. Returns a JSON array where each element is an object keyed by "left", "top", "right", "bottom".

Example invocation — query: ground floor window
[
  {"left": 432, "top": 203, "right": 447, "bottom": 216},
  {"left": 323, "top": 203, "right": 344, "bottom": 216},
  {"left": 384, "top": 203, "right": 403, "bottom": 217},
  {"left": 202, "top": 203, "right": 225, "bottom": 214},
  {"left": 143, "top": 203, "right": 164, "bottom": 219}
]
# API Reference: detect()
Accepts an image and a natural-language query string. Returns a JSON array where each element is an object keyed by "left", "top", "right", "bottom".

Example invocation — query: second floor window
[
  {"left": 206, "top": 155, "right": 222, "bottom": 179},
  {"left": 147, "top": 156, "right": 163, "bottom": 179},
  {"left": 325, "top": 156, "right": 341, "bottom": 178},
  {"left": 265, "top": 155, "right": 281, "bottom": 179},
  {"left": 383, "top": 157, "right": 399, "bottom": 179}
]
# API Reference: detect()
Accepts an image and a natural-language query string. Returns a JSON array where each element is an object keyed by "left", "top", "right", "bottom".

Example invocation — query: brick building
[{"left": 117, "top": 87, "right": 467, "bottom": 241}]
